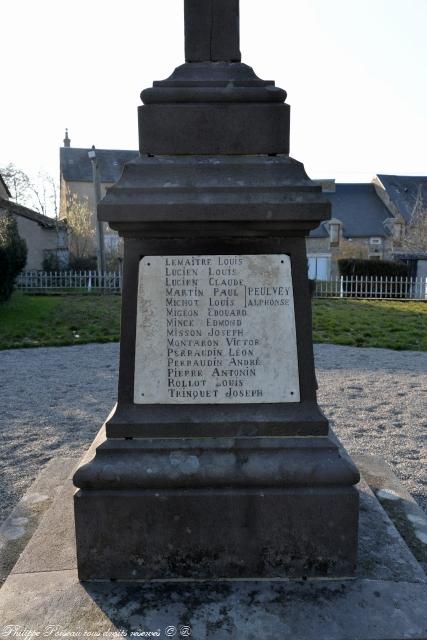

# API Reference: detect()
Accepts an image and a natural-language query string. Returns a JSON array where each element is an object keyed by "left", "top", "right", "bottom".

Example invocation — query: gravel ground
[{"left": 0, "top": 343, "right": 426, "bottom": 525}]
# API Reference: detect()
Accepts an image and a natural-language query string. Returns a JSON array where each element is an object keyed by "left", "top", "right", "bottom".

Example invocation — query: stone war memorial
[
  {"left": 1, "top": 1, "right": 427, "bottom": 638},
  {"left": 72, "top": 0, "right": 360, "bottom": 581}
]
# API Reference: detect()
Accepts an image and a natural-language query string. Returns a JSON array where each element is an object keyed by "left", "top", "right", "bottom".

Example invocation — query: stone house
[
  {"left": 307, "top": 182, "right": 395, "bottom": 279},
  {"left": 59, "top": 131, "right": 138, "bottom": 255},
  {"left": 307, "top": 176, "right": 427, "bottom": 279},
  {"left": 0, "top": 196, "right": 68, "bottom": 271},
  {"left": 59, "top": 134, "right": 425, "bottom": 279}
]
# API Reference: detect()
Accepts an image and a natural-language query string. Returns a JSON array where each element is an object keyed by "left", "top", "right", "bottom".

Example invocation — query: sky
[{"left": 1, "top": 0, "right": 426, "bottom": 193}]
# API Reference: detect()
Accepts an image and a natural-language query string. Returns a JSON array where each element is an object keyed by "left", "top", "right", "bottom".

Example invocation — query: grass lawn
[
  {"left": 0, "top": 293, "right": 121, "bottom": 350},
  {"left": 0, "top": 293, "right": 426, "bottom": 351},
  {"left": 312, "top": 298, "right": 427, "bottom": 351}
]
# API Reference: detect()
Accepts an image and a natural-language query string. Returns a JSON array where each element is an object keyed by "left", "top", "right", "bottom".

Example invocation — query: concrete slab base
[
  {"left": 0, "top": 457, "right": 78, "bottom": 587},
  {"left": 355, "top": 454, "right": 427, "bottom": 574},
  {"left": 0, "top": 456, "right": 427, "bottom": 639}
]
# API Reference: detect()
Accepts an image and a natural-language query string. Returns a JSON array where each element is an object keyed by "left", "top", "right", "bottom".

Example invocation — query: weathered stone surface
[
  {"left": 75, "top": 486, "right": 359, "bottom": 581},
  {"left": 356, "top": 454, "right": 427, "bottom": 574},
  {"left": 0, "top": 457, "right": 77, "bottom": 586},
  {"left": 11, "top": 484, "right": 77, "bottom": 576},
  {"left": 74, "top": 435, "right": 359, "bottom": 490},
  {"left": 73, "top": 429, "right": 359, "bottom": 580},
  {"left": 134, "top": 254, "right": 299, "bottom": 405},
  {"left": 137, "top": 1, "right": 287, "bottom": 155},
  {"left": 1, "top": 466, "right": 427, "bottom": 639},
  {"left": 96, "top": 236, "right": 328, "bottom": 441},
  {"left": 75, "top": 0, "right": 359, "bottom": 582},
  {"left": 139, "top": 102, "right": 291, "bottom": 155},
  {"left": 184, "top": 0, "right": 241, "bottom": 63},
  {"left": 1, "top": 570, "right": 427, "bottom": 640}
]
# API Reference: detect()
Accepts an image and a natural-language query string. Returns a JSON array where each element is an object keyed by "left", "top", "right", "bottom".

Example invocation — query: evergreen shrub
[{"left": 0, "top": 214, "right": 27, "bottom": 302}]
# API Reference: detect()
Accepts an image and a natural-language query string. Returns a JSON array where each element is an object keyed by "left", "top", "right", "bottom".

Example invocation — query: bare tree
[
  {"left": 65, "top": 191, "right": 95, "bottom": 259},
  {"left": 0, "top": 163, "right": 31, "bottom": 204},
  {"left": 27, "top": 171, "right": 59, "bottom": 219},
  {"left": 398, "top": 185, "right": 427, "bottom": 253},
  {"left": 0, "top": 163, "right": 58, "bottom": 218}
]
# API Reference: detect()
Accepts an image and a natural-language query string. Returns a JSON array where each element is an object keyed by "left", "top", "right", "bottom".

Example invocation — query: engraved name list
[{"left": 134, "top": 255, "right": 300, "bottom": 404}]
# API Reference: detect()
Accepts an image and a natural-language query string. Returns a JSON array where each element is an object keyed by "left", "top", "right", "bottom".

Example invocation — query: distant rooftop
[
  {"left": 0, "top": 198, "right": 62, "bottom": 228},
  {"left": 0, "top": 173, "right": 12, "bottom": 198},
  {"left": 59, "top": 140, "right": 426, "bottom": 238},
  {"left": 310, "top": 183, "right": 392, "bottom": 238},
  {"left": 60, "top": 147, "right": 139, "bottom": 183},
  {"left": 376, "top": 174, "right": 427, "bottom": 224}
]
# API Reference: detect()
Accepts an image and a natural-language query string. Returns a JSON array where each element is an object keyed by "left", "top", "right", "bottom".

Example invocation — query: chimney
[{"left": 63, "top": 129, "right": 71, "bottom": 148}]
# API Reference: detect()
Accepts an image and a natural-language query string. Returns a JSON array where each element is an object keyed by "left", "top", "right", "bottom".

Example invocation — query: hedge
[
  {"left": 0, "top": 214, "right": 27, "bottom": 302},
  {"left": 338, "top": 258, "right": 410, "bottom": 278}
]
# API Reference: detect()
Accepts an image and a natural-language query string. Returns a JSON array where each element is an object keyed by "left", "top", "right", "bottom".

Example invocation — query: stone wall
[
  {"left": 306, "top": 237, "right": 330, "bottom": 254},
  {"left": 306, "top": 234, "right": 394, "bottom": 279},
  {"left": 0, "top": 211, "right": 62, "bottom": 270}
]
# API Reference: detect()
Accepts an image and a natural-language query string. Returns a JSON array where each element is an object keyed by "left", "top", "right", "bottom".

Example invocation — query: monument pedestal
[
  {"left": 74, "top": 2, "right": 360, "bottom": 581},
  {"left": 74, "top": 435, "right": 359, "bottom": 580},
  {"left": 73, "top": 160, "right": 360, "bottom": 582}
]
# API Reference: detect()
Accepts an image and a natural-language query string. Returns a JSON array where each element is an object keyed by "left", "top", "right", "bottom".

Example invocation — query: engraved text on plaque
[{"left": 134, "top": 255, "right": 300, "bottom": 404}]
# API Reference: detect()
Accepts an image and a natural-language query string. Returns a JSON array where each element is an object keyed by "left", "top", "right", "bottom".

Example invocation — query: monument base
[
  {"left": 1, "top": 453, "right": 427, "bottom": 640},
  {"left": 75, "top": 487, "right": 358, "bottom": 581},
  {"left": 73, "top": 428, "right": 359, "bottom": 580}
]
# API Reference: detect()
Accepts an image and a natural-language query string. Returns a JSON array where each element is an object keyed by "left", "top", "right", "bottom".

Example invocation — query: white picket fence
[
  {"left": 314, "top": 276, "right": 427, "bottom": 300},
  {"left": 16, "top": 270, "right": 122, "bottom": 293},
  {"left": 15, "top": 271, "right": 427, "bottom": 299}
]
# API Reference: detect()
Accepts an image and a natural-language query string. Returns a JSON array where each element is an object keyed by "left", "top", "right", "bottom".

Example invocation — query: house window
[
  {"left": 307, "top": 255, "right": 331, "bottom": 281},
  {"left": 370, "top": 237, "right": 382, "bottom": 245},
  {"left": 105, "top": 234, "right": 120, "bottom": 251},
  {"left": 328, "top": 222, "right": 341, "bottom": 246}
]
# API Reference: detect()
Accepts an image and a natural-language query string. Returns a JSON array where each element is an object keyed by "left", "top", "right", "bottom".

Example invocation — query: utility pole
[{"left": 88, "top": 145, "right": 106, "bottom": 276}]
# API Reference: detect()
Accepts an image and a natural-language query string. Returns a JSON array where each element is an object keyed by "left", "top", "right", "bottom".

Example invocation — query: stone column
[{"left": 73, "top": 0, "right": 360, "bottom": 581}]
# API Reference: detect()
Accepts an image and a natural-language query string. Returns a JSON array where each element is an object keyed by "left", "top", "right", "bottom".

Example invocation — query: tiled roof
[
  {"left": 377, "top": 174, "right": 427, "bottom": 224},
  {"left": 309, "top": 221, "right": 330, "bottom": 238},
  {"left": 310, "top": 183, "right": 392, "bottom": 238},
  {"left": 60, "top": 147, "right": 139, "bottom": 183},
  {"left": 0, "top": 198, "right": 62, "bottom": 228}
]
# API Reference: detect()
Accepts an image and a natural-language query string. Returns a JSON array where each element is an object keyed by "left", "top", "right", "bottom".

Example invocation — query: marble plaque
[{"left": 134, "top": 255, "right": 300, "bottom": 404}]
